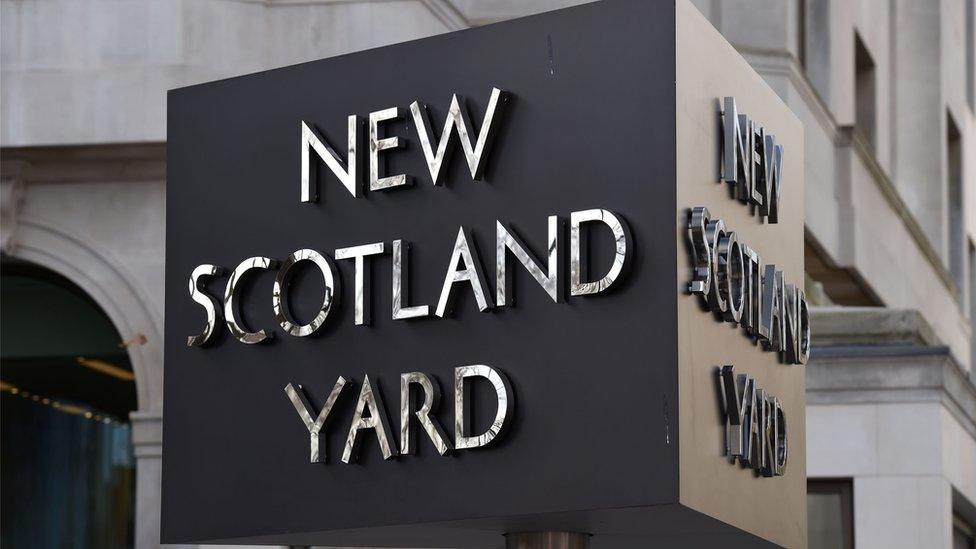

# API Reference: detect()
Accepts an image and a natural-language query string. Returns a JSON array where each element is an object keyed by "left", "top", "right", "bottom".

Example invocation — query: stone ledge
[
  {"left": 808, "top": 345, "right": 976, "bottom": 440},
  {"left": 811, "top": 306, "right": 941, "bottom": 347}
]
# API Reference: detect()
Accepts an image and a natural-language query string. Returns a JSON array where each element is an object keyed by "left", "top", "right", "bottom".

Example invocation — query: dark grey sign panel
[{"left": 162, "top": 1, "right": 777, "bottom": 546}]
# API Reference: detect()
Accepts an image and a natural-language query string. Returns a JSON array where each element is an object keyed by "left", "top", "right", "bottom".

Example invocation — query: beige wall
[{"left": 675, "top": 1, "right": 806, "bottom": 547}]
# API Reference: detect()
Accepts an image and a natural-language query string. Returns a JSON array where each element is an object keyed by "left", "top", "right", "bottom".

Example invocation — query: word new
[
  {"left": 722, "top": 96, "right": 784, "bottom": 223},
  {"left": 717, "top": 364, "right": 788, "bottom": 476},
  {"left": 687, "top": 206, "right": 811, "bottom": 364},
  {"left": 285, "top": 365, "right": 512, "bottom": 464},
  {"left": 301, "top": 87, "right": 507, "bottom": 200}
]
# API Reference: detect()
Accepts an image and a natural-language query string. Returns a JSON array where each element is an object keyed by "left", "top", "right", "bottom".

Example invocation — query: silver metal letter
[
  {"left": 392, "top": 240, "right": 429, "bottom": 320},
  {"left": 224, "top": 256, "right": 279, "bottom": 344},
  {"left": 741, "top": 245, "right": 767, "bottom": 338},
  {"left": 717, "top": 231, "right": 744, "bottom": 323},
  {"left": 760, "top": 136, "right": 783, "bottom": 223},
  {"left": 301, "top": 116, "right": 359, "bottom": 202},
  {"left": 750, "top": 123, "right": 767, "bottom": 208},
  {"left": 187, "top": 264, "right": 223, "bottom": 347},
  {"left": 718, "top": 365, "right": 754, "bottom": 459},
  {"left": 399, "top": 372, "right": 452, "bottom": 456},
  {"left": 410, "top": 87, "right": 507, "bottom": 185},
  {"left": 284, "top": 378, "right": 348, "bottom": 463},
  {"left": 704, "top": 219, "right": 728, "bottom": 312},
  {"left": 272, "top": 249, "right": 339, "bottom": 337},
  {"left": 495, "top": 216, "right": 560, "bottom": 306},
  {"left": 784, "top": 284, "right": 809, "bottom": 364},
  {"left": 760, "top": 266, "right": 787, "bottom": 353},
  {"left": 435, "top": 227, "right": 493, "bottom": 317},
  {"left": 454, "top": 365, "right": 514, "bottom": 450},
  {"left": 334, "top": 242, "right": 385, "bottom": 326},
  {"left": 722, "top": 97, "right": 752, "bottom": 202},
  {"left": 369, "top": 108, "right": 410, "bottom": 191},
  {"left": 773, "top": 397, "right": 788, "bottom": 475},
  {"left": 342, "top": 375, "right": 398, "bottom": 463},
  {"left": 570, "top": 209, "right": 630, "bottom": 296},
  {"left": 687, "top": 207, "right": 712, "bottom": 297},
  {"left": 798, "top": 292, "right": 811, "bottom": 364}
]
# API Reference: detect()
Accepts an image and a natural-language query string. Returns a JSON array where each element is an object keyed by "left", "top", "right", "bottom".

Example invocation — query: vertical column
[
  {"left": 131, "top": 411, "right": 172, "bottom": 549},
  {"left": 854, "top": 476, "right": 952, "bottom": 549}
]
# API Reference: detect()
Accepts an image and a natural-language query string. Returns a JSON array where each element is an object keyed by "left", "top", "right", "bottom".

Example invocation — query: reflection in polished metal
[
  {"left": 454, "top": 365, "right": 513, "bottom": 450},
  {"left": 687, "top": 207, "right": 712, "bottom": 295},
  {"left": 703, "top": 218, "right": 728, "bottom": 313},
  {"left": 773, "top": 397, "right": 788, "bottom": 475},
  {"left": 741, "top": 245, "right": 767, "bottom": 338},
  {"left": 746, "top": 387, "right": 763, "bottom": 468},
  {"left": 496, "top": 217, "right": 559, "bottom": 306},
  {"left": 342, "top": 375, "right": 397, "bottom": 463},
  {"left": 284, "top": 378, "right": 348, "bottom": 463},
  {"left": 505, "top": 532, "right": 590, "bottom": 549},
  {"left": 761, "top": 134, "right": 784, "bottom": 223},
  {"left": 718, "top": 365, "right": 786, "bottom": 477},
  {"left": 797, "top": 292, "right": 811, "bottom": 364},
  {"left": 722, "top": 97, "right": 753, "bottom": 203},
  {"left": 717, "top": 232, "right": 744, "bottom": 323},
  {"left": 342, "top": 376, "right": 397, "bottom": 463},
  {"left": 224, "top": 256, "right": 279, "bottom": 344},
  {"left": 760, "top": 265, "right": 786, "bottom": 353},
  {"left": 335, "top": 242, "right": 385, "bottom": 326},
  {"left": 187, "top": 264, "right": 224, "bottom": 347},
  {"left": 369, "top": 108, "right": 409, "bottom": 191},
  {"left": 392, "top": 239, "right": 429, "bottom": 320},
  {"left": 749, "top": 123, "right": 768, "bottom": 207},
  {"left": 569, "top": 209, "right": 630, "bottom": 296},
  {"left": 436, "top": 227, "right": 493, "bottom": 317},
  {"left": 399, "top": 372, "right": 451, "bottom": 456},
  {"left": 272, "top": 249, "right": 339, "bottom": 337},
  {"left": 719, "top": 365, "right": 752, "bottom": 459},
  {"left": 301, "top": 117, "right": 359, "bottom": 202},
  {"left": 783, "top": 284, "right": 801, "bottom": 364},
  {"left": 410, "top": 87, "right": 507, "bottom": 185},
  {"left": 721, "top": 97, "right": 783, "bottom": 224},
  {"left": 686, "top": 208, "right": 810, "bottom": 364}
]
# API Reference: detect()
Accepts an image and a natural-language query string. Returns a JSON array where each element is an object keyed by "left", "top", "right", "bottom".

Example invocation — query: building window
[
  {"left": 948, "top": 112, "right": 964, "bottom": 291},
  {"left": 802, "top": 0, "right": 830, "bottom": 103},
  {"left": 969, "top": 239, "right": 976, "bottom": 370},
  {"left": 808, "top": 479, "right": 854, "bottom": 549},
  {"left": 956, "top": 515, "right": 975, "bottom": 549},
  {"left": 854, "top": 33, "right": 877, "bottom": 150}
]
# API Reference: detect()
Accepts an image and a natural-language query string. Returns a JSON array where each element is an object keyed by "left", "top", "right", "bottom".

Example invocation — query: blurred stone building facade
[{"left": 1, "top": 0, "right": 974, "bottom": 548}]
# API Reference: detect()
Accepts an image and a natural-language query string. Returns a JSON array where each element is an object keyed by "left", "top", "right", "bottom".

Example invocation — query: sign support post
[{"left": 505, "top": 532, "right": 590, "bottom": 549}]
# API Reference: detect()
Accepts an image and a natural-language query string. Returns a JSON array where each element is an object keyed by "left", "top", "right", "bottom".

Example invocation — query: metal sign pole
[{"left": 505, "top": 532, "right": 590, "bottom": 549}]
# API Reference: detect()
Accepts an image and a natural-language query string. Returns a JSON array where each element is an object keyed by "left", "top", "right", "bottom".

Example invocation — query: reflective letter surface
[
  {"left": 495, "top": 216, "right": 559, "bottom": 306},
  {"left": 284, "top": 378, "right": 348, "bottom": 463},
  {"left": 272, "top": 249, "right": 339, "bottom": 337},
  {"left": 301, "top": 117, "right": 359, "bottom": 202},
  {"left": 224, "top": 256, "right": 279, "bottom": 344},
  {"left": 435, "top": 227, "right": 493, "bottom": 317},
  {"left": 570, "top": 209, "right": 630, "bottom": 296},
  {"left": 187, "top": 264, "right": 224, "bottom": 347},
  {"left": 454, "top": 365, "right": 513, "bottom": 450},
  {"left": 335, "top": 242, "right": 385, "bottom": 326},
  {"left": 342, "top": 376, "right": 397, "bottom": 463},
  {"left": 399, "top": 372, "right": 452, "bottom": 456}
]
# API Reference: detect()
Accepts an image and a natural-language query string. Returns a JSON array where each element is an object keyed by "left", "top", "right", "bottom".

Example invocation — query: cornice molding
[
  {"left": 233, "top": 0, "right": 470, "bottom": 31},
  {"left": 808, "top": 345, "right": 976, "bottom": 439},
  {"left": 0, "top": 143, "right": 165, "bottom": 184}
]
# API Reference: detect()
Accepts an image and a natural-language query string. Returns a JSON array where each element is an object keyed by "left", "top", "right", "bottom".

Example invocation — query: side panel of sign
[{"left": 675, "top": 1, "right": 807, "bottom": 547}]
